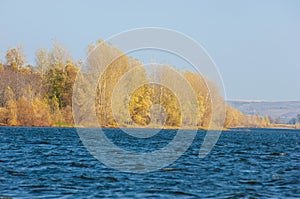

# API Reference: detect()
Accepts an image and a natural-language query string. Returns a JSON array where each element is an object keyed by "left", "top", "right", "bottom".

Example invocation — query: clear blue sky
[{"left": 1, "top": 0, "right": 300, "bottom": 101}]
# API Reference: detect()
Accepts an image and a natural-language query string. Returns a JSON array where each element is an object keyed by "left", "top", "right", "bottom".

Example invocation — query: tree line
[{"left": 0, "top": 41, "right": 270, "bottom": 128}]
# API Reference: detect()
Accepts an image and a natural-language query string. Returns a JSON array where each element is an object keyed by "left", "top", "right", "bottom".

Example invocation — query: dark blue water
[{"left": 0, "top": 127, "right": 299, "bottom": 198}]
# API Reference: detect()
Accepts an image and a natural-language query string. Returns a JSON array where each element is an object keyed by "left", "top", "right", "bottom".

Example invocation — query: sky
[{"left": 1, "top": 0, "right": 300, "bottom": 101}]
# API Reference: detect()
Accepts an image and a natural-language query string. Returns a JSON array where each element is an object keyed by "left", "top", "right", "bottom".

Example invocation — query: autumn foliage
[{"left": 0, "top": 42, "right": 270, "bottom": 128}]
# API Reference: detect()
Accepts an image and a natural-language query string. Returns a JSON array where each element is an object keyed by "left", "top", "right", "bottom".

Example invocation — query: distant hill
[{"left": 227, "top": 100, "right": 300, "bottom": 124}]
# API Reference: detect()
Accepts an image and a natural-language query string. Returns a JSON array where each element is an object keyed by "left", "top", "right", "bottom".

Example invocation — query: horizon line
[{"left": 226, "top": 99, "right": 300, "bottom": 103}]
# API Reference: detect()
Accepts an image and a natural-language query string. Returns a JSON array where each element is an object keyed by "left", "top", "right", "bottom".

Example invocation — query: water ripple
[{"left": 0, "top": 127, "right": 299, "bottom": 198}]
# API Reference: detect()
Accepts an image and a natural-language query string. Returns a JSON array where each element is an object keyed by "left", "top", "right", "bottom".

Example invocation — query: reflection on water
[{"left": 0, "top": 127, "right": 299, "bottom": 198}]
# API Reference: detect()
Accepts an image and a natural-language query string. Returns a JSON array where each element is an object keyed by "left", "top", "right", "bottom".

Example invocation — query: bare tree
[
  {"left": 5, "top": 45, "right": 26, "bottom": 69},
  {"left": 35, "top": 47, "right": 48, "bottom": 76},
  {"left": 48, "top": 41, "right": 72, "bottom": 70}
]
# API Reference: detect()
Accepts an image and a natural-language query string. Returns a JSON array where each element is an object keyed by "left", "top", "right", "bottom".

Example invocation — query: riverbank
[
  {"left": 1, "top": 123, "right": 299, "bottom": 130},
  {"left": 269, "top": 123, "right": 300, "bottom": 129}
]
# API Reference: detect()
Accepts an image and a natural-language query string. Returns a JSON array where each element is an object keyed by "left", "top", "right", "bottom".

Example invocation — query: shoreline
[{"left": 0, "top": 124, "right": 299, "bottom": 131}]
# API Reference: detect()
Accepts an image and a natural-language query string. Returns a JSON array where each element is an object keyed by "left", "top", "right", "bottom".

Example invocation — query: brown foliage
[{"left": 16, "top": 97, "right": 34, "bottom": 126}]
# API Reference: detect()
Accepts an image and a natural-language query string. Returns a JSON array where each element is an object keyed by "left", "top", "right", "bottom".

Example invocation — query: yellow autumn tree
[
  {"left": 32, "top": 98, "right": 52, "bottom": 126},
  {"left": 6, "top": 99, "right": 19, "bottom": 126}
]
